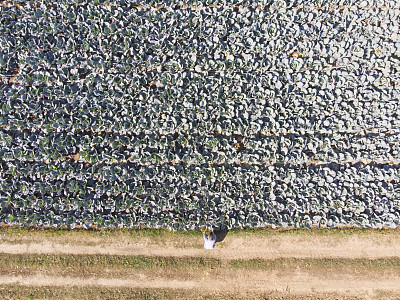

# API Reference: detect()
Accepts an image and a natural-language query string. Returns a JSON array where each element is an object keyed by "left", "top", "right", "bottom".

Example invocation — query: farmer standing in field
[{"left": 203, "top": 225, "right": 216, "bottom": 250}]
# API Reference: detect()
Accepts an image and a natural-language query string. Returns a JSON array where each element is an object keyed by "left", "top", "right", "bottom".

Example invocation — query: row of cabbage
[
  {"left": 3, "top": 83, "right": 400, "bottom": 138},
  {"left": 0, "top": 129, "right": 398, "bottom": 165},
  {"left": 2, "top": 1, "right": 400, "bottom": 135},
  {"left": 1, "top": 161, "right": 400, "bottom": 229},
  {"left": 1, "top": 0, "right": 400, "bottom": 229}
]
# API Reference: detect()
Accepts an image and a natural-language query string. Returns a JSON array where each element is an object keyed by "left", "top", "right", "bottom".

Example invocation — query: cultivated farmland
[{"left": 1, "top": 0, "right": 400, "bottom": 230}]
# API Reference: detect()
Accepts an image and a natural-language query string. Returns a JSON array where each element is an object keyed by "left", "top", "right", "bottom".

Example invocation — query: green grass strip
[
  {"left": 0, "top": 285, "right": 238, "bottom": 300},
  {"left": 0, "top": 284, "right": 374, "bottom": 300},
  {"left": 1, "top": 224, "right": 399, "bottom": 239},
  {"left": 0, "top": 253, "right": 221, "bottom": 270},
  {"left": 1, "top": 253, "right": 400, "bottom": 273},
  {"left": 229, "top": 257, "right": 400, "bottom": 271}
]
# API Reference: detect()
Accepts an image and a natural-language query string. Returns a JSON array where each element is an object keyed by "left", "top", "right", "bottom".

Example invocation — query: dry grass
[
  {"left": 1, "top": 224, "right": 399, "bottom": 239},
  {"left": 0, "top": 284, "right": 375, "bottom": 300},
  {"left": 1, "top": 252, "right": 400, "bottom": 280},
  {"left": 2, "top": 225, "right": 400, "bottom": 299}
]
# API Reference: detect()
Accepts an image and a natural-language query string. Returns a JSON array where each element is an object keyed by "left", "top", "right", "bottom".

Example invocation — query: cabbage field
[{"left": 1, "top": 0, "right": 400, "bottom": 230}]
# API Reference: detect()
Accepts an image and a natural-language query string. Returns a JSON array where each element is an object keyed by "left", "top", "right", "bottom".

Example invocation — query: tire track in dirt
[
  {"left": 1, "top": 234, "right": 399, "bottom": 259},
  {"left": 2, "top": 230, "right": 400, "bottom": 298},
  {"left": 1, "top": 271, "right": 400, "bottom": 296}
]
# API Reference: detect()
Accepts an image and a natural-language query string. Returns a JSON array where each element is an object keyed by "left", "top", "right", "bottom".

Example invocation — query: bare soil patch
[
  {"left": 1, "top": 226, "right": 400, "bottom": 299},
  {"left": 1, "top": 230, "right": 400, "bottom": 260}
]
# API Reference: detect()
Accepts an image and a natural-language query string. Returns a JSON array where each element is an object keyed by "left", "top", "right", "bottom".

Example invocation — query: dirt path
[
  {"left": 2, "top": 272, "right": 400, "bottom": 293},
  {"left": 1, "top": 233, "right": 399, "bottom": 259},
  {"left": 1, "top": 228, "right": 400, "bottom": 299},
  {"left": 1, "top": 269, "right": 400, "bottom": 299}
]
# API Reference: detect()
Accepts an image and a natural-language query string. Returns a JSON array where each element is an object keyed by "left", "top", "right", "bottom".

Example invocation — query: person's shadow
[{"left": 214, "top": 228, "right": 229, "bottom": 243}]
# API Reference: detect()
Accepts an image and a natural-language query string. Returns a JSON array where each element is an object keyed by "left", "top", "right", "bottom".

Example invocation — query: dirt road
[{"left": 1, "top": 227, "right": 400, "bottom": 299}]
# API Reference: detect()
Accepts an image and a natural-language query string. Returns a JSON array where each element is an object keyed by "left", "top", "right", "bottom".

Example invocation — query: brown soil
[
  {"left": 1, "top": 229, "right": 400, "bottom": 299},
  {"left": 1, "top": 232, "right": 400, "bottom": 259}
]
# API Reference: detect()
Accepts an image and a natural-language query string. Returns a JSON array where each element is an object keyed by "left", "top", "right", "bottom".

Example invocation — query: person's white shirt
[{"left": 204, "top": 235, "right": 216, "bottom": 249}]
